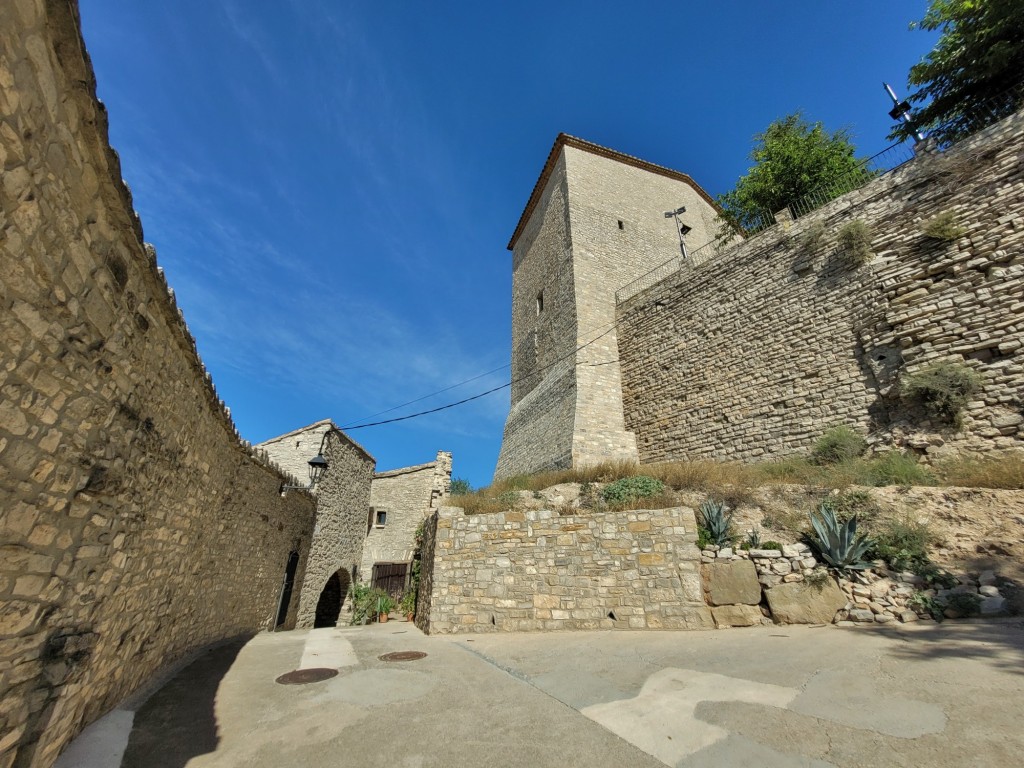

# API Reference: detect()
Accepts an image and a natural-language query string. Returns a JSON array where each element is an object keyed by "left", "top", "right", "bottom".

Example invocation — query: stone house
[
  {"left": 360, "top": 451, "right": 452, "bottom": 599},
  {"left": 258, "top": 420, "right": 375, "bottom": 628},
  {"left": 259, "top": 422, "right": 452, "bottom": 622},
  {"left": 495, "top": 134, "right": 722, "bottom": 480}
]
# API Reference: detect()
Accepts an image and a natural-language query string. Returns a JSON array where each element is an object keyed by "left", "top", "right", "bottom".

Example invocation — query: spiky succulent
[
  {"left": 699, "top": 499, "right": 734, "bottom": 547},
  {"left": 809, "top": 503, "right": 875, "bottom": 571}
]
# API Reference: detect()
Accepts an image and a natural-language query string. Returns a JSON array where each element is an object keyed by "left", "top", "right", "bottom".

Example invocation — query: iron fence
[
  {"left": 615, "top": 255, "right": 686, "bottom": 304},
  {"left": 916, "top": 83, "right": 1024, "bottom": 148},
  {"left": 614, "top": 97, "right": 1024, "bottom": 306},
  {"left": 788, "top": 142, "right": 915, "bottom": 219}
]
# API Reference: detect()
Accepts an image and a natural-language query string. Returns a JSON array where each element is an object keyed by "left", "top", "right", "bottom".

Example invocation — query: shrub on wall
[
  {"left": 811, "top": 426, "right": 867, "bottom": 465},
  {"left": 868, "top": 517, "right": 935, "bottom": 572},
  {"left": 808, "top": 503, "right": 875, "bottom": 572},
  {"left": 921, "top": 210, "right": 966, "bottom": 241},
  {"left": 799, "top": 220, "right": 826, "bottom": 252},
  {"left": 698, "top": 498, "right": 734, "bottom": 547},
  {"left": 600, "top": 475, "right": 665, "bottom": 504},
  {"left": 901, "top": 360, "right": 983, "bottom": 426},
  {"left": 837, "top": 219, "right": 873, "bottom": 264}
]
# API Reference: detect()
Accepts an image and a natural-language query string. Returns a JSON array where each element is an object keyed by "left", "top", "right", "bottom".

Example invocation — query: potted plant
[
  {"left": 399, "top": 589, "right": 416, "bottom": 621},
  {"left": 376, "top": 593, "right": 396, "bottom": 623}
]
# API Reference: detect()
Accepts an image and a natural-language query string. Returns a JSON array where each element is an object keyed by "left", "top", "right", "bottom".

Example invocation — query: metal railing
[
  {"left": 615, "top": 255, "right": 686, "bottom": 304},
  {"left": 787, "top": 142, "right": 915, "bottom": 219},
  {"left": 614, "top": 96, "right": 1024, "bottom": 307},
  {"left": 916, "top": 82, "right": 1024, "bottom": 148}
]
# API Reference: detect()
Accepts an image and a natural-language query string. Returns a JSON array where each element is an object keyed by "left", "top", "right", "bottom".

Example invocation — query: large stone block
[
  {"left": 765, "top": 580, "right": 846, "bottom": 625},
  {"left": 711, "top": 604, "right": 763, "bottom": 628},
  {"left": 661, "top": 607, "right": 714, "bottom": 630},
  {"left": 702, "top": 560, "right": 761, "bottom": 606}
]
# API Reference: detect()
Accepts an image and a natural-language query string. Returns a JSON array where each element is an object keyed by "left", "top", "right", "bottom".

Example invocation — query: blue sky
[{"left": 78, "top": 1, "right": 939, "bottom": 489}]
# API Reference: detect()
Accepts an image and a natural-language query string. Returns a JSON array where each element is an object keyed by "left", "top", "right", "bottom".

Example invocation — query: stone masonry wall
[
  {"left": 495, "top": 138, "right": 723, "bottom": 479},
  {"left": 361, "top": 452, "right": 451, "bottom": 586},
  {"left": 421, "top": 505, "right": 710, "bottom": 634},
  {"left": 259, "top": 423, "right": 375, "bottom": 628},
  {"left": 0, "top": 3, "right": 316, "bottom": 765},
  {"left": 618, "top": 111, "right": 1024, "bottom": 464},
  {"left": 564, "top": 144, "right": 721, "bottom": 469},
  {"left": 495, "top": 152, "right": 578, "bottom": 479}
]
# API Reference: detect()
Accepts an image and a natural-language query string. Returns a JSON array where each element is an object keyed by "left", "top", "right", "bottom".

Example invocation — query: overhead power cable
[
  {"left": 339, "top": 361, "right": 511, "bottom": 425},
  {"left": 341, "top": 319, "right": 622, "bottom": 430}
]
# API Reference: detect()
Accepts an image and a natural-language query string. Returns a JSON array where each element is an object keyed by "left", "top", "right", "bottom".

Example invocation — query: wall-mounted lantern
[{"left": 281, "top": 452, "right": 328, "bottom": 494}]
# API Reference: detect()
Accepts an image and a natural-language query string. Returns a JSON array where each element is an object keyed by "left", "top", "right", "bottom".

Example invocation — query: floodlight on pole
[
  {"left": 663, "top": 205, "right": 690, "bottom": 260},
  {"left": 884, "top": 82, "right": 925, "bottom": 144}
]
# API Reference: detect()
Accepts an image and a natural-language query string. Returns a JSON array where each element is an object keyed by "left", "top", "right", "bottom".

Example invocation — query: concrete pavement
[{"left": 57, "top": 619, "right": 1024, "bottom": 767}]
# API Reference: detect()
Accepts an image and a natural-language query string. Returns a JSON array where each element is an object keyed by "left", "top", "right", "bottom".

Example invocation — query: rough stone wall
[
  {"left": 413, "top": 510, "right": 439, "bottom": 631},
  {"left": 258, "top": 423, "right": 375, "bottom": 627},
  {"left": 421, "top": 506, "right": 710, "bottom": 634},
  {"left": 564, "top": 145, "right": 721, "bottom": 468},
  {"left": 495, "top": 138, "right": 721, "bottom": 479},
  {"left": 0, "top": 3, "right": 316, "bottom": 765},
  {"left": 619, "top": 111, "right": 1024, "bottom": 463},
  {"left": 495, "top": 153, "right": 578, "bottom": 478},
  {"left": 360, "top": 451, "right": 451, "bottom": 584}
]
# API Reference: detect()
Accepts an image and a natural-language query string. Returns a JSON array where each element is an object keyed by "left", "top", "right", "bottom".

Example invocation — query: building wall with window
[
  {"left": 257, "top": 421, "right": 375, "bottom": 627},
  {"left": 494, "top": 135, "right": 721, "bottom": 480},
  {"left": 360, "top": 451, "right": 452, "bottom": 594}
]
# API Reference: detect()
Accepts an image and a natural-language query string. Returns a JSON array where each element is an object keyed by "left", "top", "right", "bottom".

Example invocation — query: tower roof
[{"left": 507, "top": 133, "right": 717, "bottom": 251}]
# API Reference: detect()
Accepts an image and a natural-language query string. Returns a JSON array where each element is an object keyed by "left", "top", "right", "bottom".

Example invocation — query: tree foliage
[
  {"left": 449, "top": 477, "right": 472, "bottom": 495},
  {"left": 717, "top": 113, "right": 868, "bottom": 235},
  {"left": 893, "top": 0, "right": 1024, "bottom": 144}
]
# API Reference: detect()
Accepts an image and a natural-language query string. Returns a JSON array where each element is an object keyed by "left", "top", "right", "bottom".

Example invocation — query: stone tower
[{"left": 494, "top": 134, "right": 720, "bottom": 480}]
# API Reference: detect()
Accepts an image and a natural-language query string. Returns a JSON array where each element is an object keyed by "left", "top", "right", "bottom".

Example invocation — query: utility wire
[
  {"left": 341, "top": 382, "right": 512, "bottom": 429},
  {"left": 342, "top": 319, "right": 622, "bottom": 430},
  {"left": 338, "top": 361, "right": 511, "bottom": 425}
]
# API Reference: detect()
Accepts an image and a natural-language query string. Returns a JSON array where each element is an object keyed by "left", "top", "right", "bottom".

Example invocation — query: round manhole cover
[
  {"left": 378, "top": 651, "right": 428, "bottom": 662},
  {"left": 275, "top": 667, "right": 338, "bottom": 685}
]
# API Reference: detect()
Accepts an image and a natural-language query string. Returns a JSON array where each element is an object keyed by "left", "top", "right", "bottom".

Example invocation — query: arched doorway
[
  {"left": 274, "top": 551, "right": 300, "bottom": 630},
  {"left": 313, "top": 567, "right": 352, "bottom": 628}
]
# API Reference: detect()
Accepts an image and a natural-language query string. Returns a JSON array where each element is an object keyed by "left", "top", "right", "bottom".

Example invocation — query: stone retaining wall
[
  {"left": 420, "top": 506, "right": 710, "bottom": 633},
  {"left": 0, "top": 3, "right": 316, "bottom": 765},
  {"left": 618, "top": 111, "right": 1024, "bottom": 464}
]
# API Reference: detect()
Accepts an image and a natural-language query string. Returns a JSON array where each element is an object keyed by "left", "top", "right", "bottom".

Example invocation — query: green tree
[
  {"left": 893, "top": 0, "right": 1024, "bottom": 144},
  {"left": 717, "top": 113, "right": 869, "bottom": 234},
  {"left": 449, "top": 477, "right": 472, "bottom": 495}
]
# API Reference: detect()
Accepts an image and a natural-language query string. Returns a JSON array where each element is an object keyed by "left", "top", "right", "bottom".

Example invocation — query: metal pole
[
  {"left": 884, "top": 82, "right": 925, "bottom": 143},
  {"left": 673, "top": 211, "right": 689, "bottom": 261}
]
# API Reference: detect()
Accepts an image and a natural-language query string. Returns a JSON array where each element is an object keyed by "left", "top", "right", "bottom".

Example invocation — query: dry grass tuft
[
  {"left": 451, "top": 451, "right": 1020, "bottom": 517},
  {"left": 489, "top": 460, "right": 640, "bottom": 496},
  {"left": 935, "top": 453, "right": 1024, "bottom": 489}
]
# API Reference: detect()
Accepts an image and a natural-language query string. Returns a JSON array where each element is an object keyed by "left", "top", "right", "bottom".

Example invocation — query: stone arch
[{"left": 313, "top": 567, "right": 352, "bottom": 628}]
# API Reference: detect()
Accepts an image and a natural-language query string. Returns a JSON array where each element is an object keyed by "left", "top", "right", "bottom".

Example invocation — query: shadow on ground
[
  {"left": 873, "top": 619, "right": 1024, "bottom": 676},
  {"left": 121, "top": 638, "right": 247, "bottom": 767}
]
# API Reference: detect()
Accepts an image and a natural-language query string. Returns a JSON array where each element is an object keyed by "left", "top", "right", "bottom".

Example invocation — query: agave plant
[
  {"left": 699, "top": 499, "right": 734, "bottom": 547},
  {"left": 809, "top": 503, "right": 875, "bottom": 571}
]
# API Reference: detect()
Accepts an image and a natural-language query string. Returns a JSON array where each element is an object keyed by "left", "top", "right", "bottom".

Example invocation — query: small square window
[
  {"left": 375, "top": 510, "right": 387, "bottom": 527},
  {"left": 536, "top": 291, "right": 544, "bottom": 315},
  {"left": 617, "top": 219, "right": 624, "bottom": 230}
]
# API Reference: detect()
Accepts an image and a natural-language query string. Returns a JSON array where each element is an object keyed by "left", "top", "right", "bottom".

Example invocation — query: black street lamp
[{"left": 664, "top": 205, "right": 691, "bottom": 260}]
